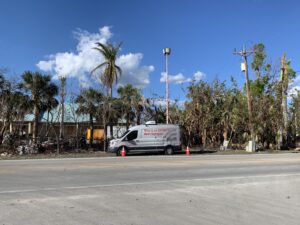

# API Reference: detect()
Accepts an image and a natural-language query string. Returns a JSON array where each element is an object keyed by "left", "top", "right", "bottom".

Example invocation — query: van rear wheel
[{"left": 165, "top": 146, "right": 173, "bottom": 155}]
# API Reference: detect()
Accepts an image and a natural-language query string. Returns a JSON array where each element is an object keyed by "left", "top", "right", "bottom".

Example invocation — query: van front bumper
[{"left": 108, "top": 146, "right": 118, "bottom": 153}]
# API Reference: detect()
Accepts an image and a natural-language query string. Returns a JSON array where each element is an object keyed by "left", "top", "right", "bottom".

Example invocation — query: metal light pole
[
  {"left": 163, "top": 48, "right": 171, "bottom": 124},
  {"left": 59, "top": 76, "right": 66, "bottom": 140}
]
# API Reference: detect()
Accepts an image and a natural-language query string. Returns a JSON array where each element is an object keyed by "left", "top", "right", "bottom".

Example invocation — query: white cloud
[
  {"left": 37, "top": 26, "right": 154, "bottom": 89},
  {"left": 288, "top": 74, "right": 300, "bottom": 97},
  {"left": 160, "top": 72, "right": 191, "bottom": 84},
  {"left": 193, "top": 71, "right": 206, "bottom": 81},
  {"left": 160, "top": 70, "right": 206, "bottom": 84},
  {"left": 148, "top": 98, "right": 179, "bottom": 108},
  {"left": 117, "top": 53, "right": 155, "bottom": 88},
  {"left": 289, "top": 86, "right": 300, "bottom": 97}
]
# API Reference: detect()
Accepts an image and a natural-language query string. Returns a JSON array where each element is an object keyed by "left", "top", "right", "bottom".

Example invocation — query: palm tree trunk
[
  {"left": 60, "top": 102, "right": 65, "bottom": 139},
  {"left": 202, "top": 129, "right": 207, "bottom": 148},
  {"left": 46, "top": 110, "right": 49, "bottom": 137},
  {"left": 223, "top": 130, "right": 228, "bottom": 141},
  {"left": 59, "top": 77, "right": 66, "bottom": 140},
  {"left": 109, "top": 86, "right": 113, "bottom": 139}
]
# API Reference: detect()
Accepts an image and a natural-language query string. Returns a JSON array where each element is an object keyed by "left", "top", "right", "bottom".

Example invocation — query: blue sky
[{"left": 0, "top": 0, "right": 300, "bottom": 103}]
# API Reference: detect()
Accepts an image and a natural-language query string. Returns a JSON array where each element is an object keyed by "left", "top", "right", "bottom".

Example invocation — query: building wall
[
  {"left": 3, "top": 121, "right": 103, "bottom": 140},
  {"left": 2, "top": 121, "right": 127, "bottom": 140}
]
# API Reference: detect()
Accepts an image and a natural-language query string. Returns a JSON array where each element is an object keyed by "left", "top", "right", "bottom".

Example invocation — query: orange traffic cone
[
  {"left": 121, "top": 146, "right": 126, "bottom": 157},
  {"left": 186, "top": 146, "right": 190, "bottom": 155}
]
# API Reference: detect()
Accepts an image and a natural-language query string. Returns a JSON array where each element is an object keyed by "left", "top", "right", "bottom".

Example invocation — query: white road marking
[{"left": 1, "top": 172, "right": 300, "bottom": 195}]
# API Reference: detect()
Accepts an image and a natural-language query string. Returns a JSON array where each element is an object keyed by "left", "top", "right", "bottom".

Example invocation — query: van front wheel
[
  {"left": 165, "top": 146, "right": 174, "bottom": 155},
  {"left": 116, "top": 147, "right": 126, "bottom": 156}
]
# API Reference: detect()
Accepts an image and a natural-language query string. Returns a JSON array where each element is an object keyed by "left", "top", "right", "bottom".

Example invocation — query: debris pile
[{"left": 16, "top": 145, "right": 39, "bottom": 155}]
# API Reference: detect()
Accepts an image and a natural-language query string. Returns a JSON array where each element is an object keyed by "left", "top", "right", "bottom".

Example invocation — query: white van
[{"left": 108, "top": 122, "right": 182, "bottom": 156}]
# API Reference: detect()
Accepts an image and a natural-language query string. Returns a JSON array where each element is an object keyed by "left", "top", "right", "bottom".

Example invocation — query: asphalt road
[{"left": 1, "top": 153, "right": 300, "bottom": 225}]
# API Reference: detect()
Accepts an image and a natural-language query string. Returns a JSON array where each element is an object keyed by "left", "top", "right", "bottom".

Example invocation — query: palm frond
[{"left": 91, "top": 62, "right": 108, "bottom": 74}]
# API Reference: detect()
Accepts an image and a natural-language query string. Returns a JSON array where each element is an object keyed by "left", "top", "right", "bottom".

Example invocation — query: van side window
[{"left": 126, "top": 130, "right": 138, "bottom": 141}]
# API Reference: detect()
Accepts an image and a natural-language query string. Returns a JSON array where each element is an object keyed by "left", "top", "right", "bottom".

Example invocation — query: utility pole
[
  {"left": 295, "top": 90, "right": 300, "bottom": 137},
  {"left": 234, "top": 46, "right": 255, "bottom": 145},
  {"left": 281, "top": 53, "right": 288, "bottom": 148},
  {"left": 163, "top": 48, "right": 171, "bottom": 124},
  {"left": 59, "top": 76, "right": 66, "bottom": 140}
]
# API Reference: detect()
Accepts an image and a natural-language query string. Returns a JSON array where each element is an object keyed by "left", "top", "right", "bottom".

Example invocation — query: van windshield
[{"left": 119, "top": 130, "right": 129, "bottom": 138}]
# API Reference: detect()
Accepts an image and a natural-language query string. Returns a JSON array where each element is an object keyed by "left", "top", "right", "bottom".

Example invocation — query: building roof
[{"left": 24, "top": 103, "right": 91, "bottom": 123}]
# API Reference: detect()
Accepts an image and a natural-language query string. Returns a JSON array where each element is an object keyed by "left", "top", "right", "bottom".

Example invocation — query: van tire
[{"left": 165, "top": 146, "right": 174, "bottom": 155}]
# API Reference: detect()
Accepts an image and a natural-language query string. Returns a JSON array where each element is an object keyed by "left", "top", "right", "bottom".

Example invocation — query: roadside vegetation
[{"left": 0, "top": 42, "right": 299, "bottom": 157}]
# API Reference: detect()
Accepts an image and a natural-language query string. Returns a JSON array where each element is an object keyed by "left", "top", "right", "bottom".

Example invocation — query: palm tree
[
  {"left": 21, "top": 71, "right": 58, "bottom": 143},
  {"left": 117, "top": 84, "right": 142, "bottom": 129},
  {"left": 6, "top": 91, "right": 31, "bottom": 138},
  {"left": 75, "top": 88, "right": 103, "bottom": 147},
  {"left": 92, "top": 42, "right": 122, "bottom": 97},
  {"left": 92, "top": 42, "right": 122, "bottom": 139},
  {"left": 0, "top": 76, "right": 31, "bottom": 136}
]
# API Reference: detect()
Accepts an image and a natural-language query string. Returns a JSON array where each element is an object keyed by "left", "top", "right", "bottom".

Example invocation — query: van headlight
[{"left": 109, "top": 140, "right": 116, "bottom": 147}]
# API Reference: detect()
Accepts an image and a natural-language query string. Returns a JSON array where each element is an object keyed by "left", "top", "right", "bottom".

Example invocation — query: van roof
[{"left": 129, "top": 124, "right": 179, "bottom": 130}]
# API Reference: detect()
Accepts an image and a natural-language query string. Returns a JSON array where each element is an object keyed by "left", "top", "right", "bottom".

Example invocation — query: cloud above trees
[
  {"left": 37, "top": 26, "right": 154, "bottom": 89},
  {"left": 160, "top": 70, "right": 206, "bottom": 84}
]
